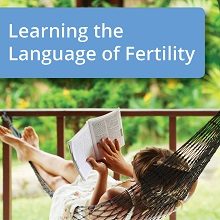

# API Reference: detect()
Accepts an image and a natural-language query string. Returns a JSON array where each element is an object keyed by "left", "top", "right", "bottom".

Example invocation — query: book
[{"left": 68, "top": 109, "right": 125, "bottom": 180}]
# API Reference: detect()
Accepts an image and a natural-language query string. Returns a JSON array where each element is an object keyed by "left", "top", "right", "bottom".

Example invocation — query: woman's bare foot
[
  {"left": 22, "top": 126, "right": 39, "bottom": 149},
  {"left": 22, "top": 126, "right": 70, "bottom": 190},
  {"left": 22, "top": 127, "right": 42, "bottom": 169},
  {"left": 0, "top": 125, "right": 30, "bottom": 162}
]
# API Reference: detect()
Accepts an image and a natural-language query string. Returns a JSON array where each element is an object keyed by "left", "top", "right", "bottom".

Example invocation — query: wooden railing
[{"left": 1, "top": 108, "right": 219, "bottom": 220}]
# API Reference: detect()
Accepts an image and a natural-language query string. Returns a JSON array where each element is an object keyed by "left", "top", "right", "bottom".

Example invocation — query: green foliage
[
  {"left": 0, "top": 196, "right": 51, "bottom": 220},
  {"left": 0, "top": 77, "right": 215, "bottom": 160},
  {"left": 205, "top": 1, "right": 220, "bottom": 70},
  {"left": 203, "top": 68, "right": 220, "bottom": 106},
  {"left": 26, "top": 0, "right": 40, "bottom": 7},
  {"left": 92, "top": 0, "right": 111, "bottom": 7},
  {"left": 54, "top": 0, "right": 73, "bottom": 7}
]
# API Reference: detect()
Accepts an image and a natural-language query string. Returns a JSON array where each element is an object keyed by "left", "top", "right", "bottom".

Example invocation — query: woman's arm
[
  {"left": 87, "top": 157, "right": 108, "bottom": 206},
  {"left": 98, "top": 138, "right": 133, "bottom": 178},
  {"left": 90, "top": 172, "right": 108, "bottom": 206}
]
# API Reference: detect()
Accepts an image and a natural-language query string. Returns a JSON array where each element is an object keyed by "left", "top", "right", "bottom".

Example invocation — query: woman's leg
[
  {"left": 22, "top": 127, "right": 70, "bottom": 191},
  {"left": 0, "top": 126, "right": 79, "bottom": 183}
]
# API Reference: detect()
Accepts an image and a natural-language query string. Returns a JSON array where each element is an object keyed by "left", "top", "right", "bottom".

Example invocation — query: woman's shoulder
[
  {"left": 117, "top": 178, "right": 136, "bottom": 188},
  {"left": 98, "top": 186, "right": 127, "bottom": 204},
  {"left": 108, "top": 186, "right": 127, "bottom": 197}
]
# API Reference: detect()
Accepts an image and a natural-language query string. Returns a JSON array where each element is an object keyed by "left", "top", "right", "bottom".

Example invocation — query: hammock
[
  {"left": 1, "top": 112, "right": 54, "bottom": 197},
  {"left": 2, "top": 111, "right": 220, "bottom": 220}
]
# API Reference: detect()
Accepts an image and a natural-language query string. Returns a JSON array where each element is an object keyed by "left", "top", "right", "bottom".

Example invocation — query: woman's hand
[
  {"left": 98, "top": 138, "right": 133, "bottom": 177},
  {"left": 86, "top": 157, "right": 108, "bottom": 176}
]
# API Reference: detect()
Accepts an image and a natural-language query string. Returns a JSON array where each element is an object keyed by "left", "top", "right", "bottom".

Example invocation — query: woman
[{"left": 0, "top": 126, "right": 197, "bottom": 220}]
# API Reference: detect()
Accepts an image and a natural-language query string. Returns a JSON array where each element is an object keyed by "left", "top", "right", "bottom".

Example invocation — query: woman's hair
[
  {"left": 109, "top": 147, "right": 193, "bottom": 218},
  {"left": 132, "top": 147, "right": 173, "bottom": 183}
]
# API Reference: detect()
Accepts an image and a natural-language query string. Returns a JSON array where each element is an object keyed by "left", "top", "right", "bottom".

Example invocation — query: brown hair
[{"left": 132, "top": 147, "right": 173, "bottom": 183}]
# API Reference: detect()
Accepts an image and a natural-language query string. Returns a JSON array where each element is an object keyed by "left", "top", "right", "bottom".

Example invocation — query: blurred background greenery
[{"left": 0, "top": 0, "right": 219, "bottom": 220}]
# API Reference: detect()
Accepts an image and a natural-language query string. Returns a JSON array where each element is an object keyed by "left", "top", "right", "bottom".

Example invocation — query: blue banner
[{"left": 0, "top": 8, "right": 205, "bottom": 78}]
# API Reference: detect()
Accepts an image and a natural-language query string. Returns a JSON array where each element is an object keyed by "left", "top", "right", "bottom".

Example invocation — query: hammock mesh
[{"left": 2, "top": 111, "right": 220, "bottom": 220}]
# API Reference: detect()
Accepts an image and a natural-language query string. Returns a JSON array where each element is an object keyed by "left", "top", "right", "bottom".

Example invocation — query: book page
[
  {"left": 68, "top": 123, "right": 95, "bottom": 180},
  {"left": 88, "top": 109, "right": 125, "bottom": 160}
]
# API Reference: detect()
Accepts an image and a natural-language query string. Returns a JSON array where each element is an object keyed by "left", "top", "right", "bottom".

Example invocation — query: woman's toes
[
  {"left": 27, "top": 126, "right": 33, "bottom": 132},
  {"left": 0, "top": 126, "right": 6, "bottom": 134},
  {"left": 29, "top": 128, "right": 38, "bottom": 139},
  {"left": 22, "top": 132, "right": 27, "bottom": 140},
  {"left": 28, "top": 127, "right": 36, "bottom": 135},
  {"left": 2, "top": 127, "right": 11, "bottom": 134},
  {"left": 21, "top": 126, "right": 39, "bottom": 149},
  {"left": 0, "top": 126, "right": 11, "bottom": 136}
]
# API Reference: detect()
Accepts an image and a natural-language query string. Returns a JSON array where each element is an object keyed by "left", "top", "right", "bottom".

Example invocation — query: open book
[{"left": 68, "top": 109, "right": 125, "bottom": 180}]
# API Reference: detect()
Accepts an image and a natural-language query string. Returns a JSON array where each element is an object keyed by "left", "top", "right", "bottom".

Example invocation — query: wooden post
[
  {"left": 169, "top": 116, "right": 176, "bottom": 151},
  {"left": 169, "top": 116, "right": 177, "bottom": 220},
  {"left": 2, "top": 121, "right": 12, "bottom": 220},
  {"left": 109, "top": 0, "right": 123, "bottom": 6},
  {"left": 56, "top": 116, "right": 65, "bottom": 158},
  {"left": 76, "top": 0, "right": 92, "bottom": 7}
]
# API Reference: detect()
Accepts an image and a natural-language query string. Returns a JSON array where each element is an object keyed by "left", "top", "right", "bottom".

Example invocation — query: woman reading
[{"left": 0, "top": 126, "right": 197, "bottom": 220}]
